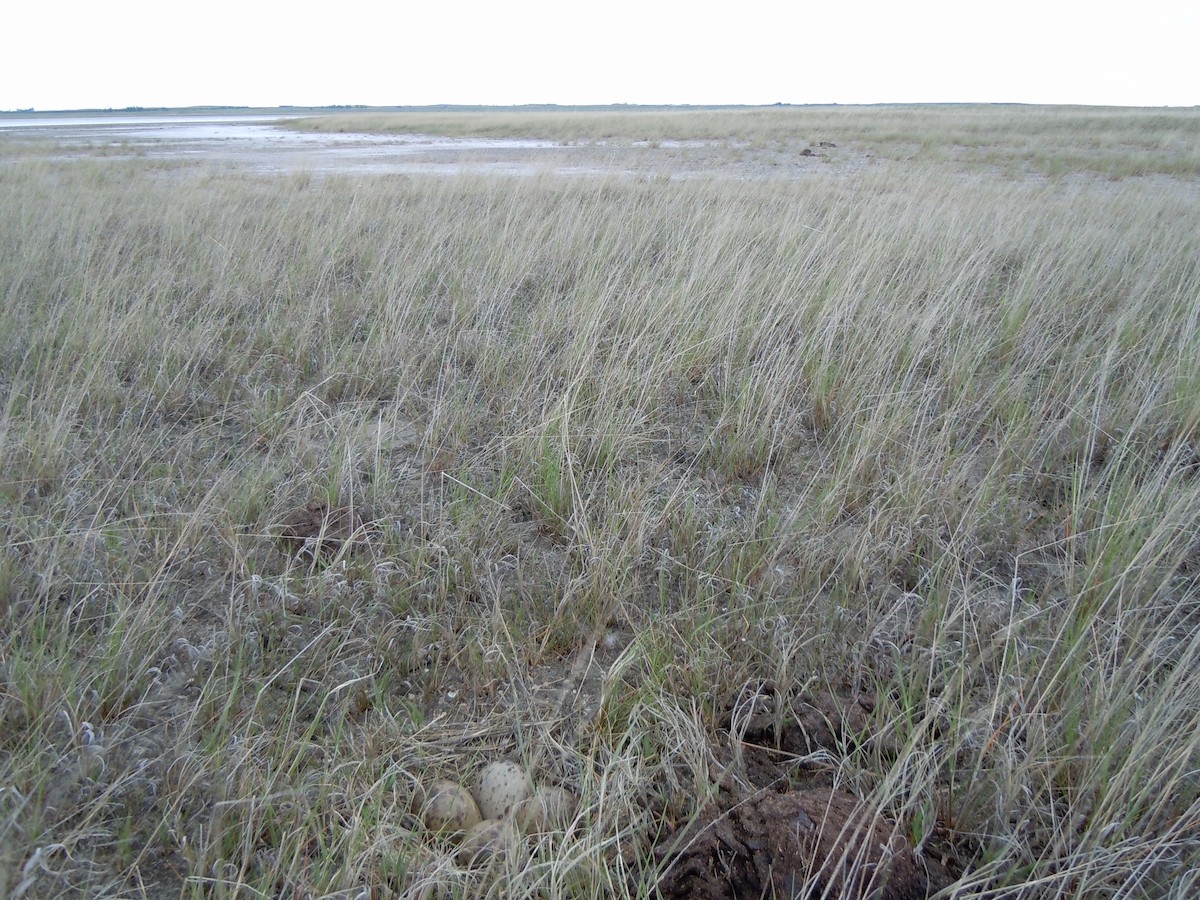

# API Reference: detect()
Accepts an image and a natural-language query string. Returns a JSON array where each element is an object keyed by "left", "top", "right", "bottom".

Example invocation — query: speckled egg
[
  {"left": 474, "top": 760, "right": 533, "bottom": 820},
  {"left": 422, "top": 780, "right": 482, "bottom": 838},
  {"left": 514, "top": 785, "right": 577, "bottom": 834},
  {"left": 456, "top": 818, "right": 519, "bottom": 867}
]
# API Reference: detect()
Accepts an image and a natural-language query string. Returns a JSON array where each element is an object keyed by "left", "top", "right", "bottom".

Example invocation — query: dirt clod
[
  {"left": 278, "top": 500, "right": 371, "bottom": 563},
  {"left": 728, "top": 684, "right": 898, "bottom": 787},
  {"left": 655, "top": 787, "right": 950, "bottom": 899}
]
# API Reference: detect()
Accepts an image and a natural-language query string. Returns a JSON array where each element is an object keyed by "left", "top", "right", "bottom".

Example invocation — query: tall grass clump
[{"left": 1, "top": 115, "right": 1199, "bottom": 897}]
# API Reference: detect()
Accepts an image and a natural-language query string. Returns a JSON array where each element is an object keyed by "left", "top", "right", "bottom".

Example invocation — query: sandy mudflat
[{"left": 0, "top": 112, "right": 869, "bottom": 179}]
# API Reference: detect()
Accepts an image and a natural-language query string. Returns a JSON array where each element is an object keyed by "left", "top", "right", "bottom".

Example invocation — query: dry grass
[
  {"left": 2, "top": 107, "right": 1199, "bottom": 898},
  {"left": 286, "top": 104, "right": 1200, "bottom": 177}
]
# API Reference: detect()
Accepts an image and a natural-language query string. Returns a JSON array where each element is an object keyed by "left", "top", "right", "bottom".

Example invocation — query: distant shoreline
[{"left": 7, "top": 100, "right": 1184, "bottom": 117}]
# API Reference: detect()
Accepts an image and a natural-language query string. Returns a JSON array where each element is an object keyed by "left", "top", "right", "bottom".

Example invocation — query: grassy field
[
  {"left": 286, "top": 104, "right": 1200, "bottom": 178},
  {"left": 2, "top": 106, "right": 1199, "bottom": 898}
]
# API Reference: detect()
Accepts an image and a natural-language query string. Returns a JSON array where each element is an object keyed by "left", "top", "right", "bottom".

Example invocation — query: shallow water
[
  {"left": 0, "top": 113, "right": 852, "bottom": 180},
  {"left": 0, "top": 114, "right": 584, "bottom": 176}
]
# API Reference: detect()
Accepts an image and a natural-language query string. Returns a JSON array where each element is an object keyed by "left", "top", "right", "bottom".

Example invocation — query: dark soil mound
[
  {"left": 655, "top": 786, "right": 950, "bottom": 899},
  {"left": 728, "top": 683, "right": 898, "bottom": 788},
  {"left": 278, "top": 500, "right": 371, "bottom": 563}
]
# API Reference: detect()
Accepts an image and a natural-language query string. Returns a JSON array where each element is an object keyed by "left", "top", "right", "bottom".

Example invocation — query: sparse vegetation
[
  {"left": 286, "top": 104, "right": 1200, "bottom": 177},
  {"left": 1, "top": 107, "right": 1199, "bottom": 898}
]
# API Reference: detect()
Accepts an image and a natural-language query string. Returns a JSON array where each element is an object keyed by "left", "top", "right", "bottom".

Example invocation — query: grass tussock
[{"left": 2, "top": 115, "right": 1200, "bottom": 897}]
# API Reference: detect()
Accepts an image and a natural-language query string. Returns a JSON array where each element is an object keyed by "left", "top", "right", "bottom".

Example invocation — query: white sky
[{"left": 4, "top": 1, "right": 1198, "bottom": 111}]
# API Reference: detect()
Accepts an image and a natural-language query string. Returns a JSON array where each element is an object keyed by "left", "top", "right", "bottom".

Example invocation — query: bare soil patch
[
  {"left": 655, "top": 785, "right": 951, "bottom": 899},
  {"left": 277, "top": 499, "right": 374, "bottom": 564},
  {"left": 652, "top": 685, "right": 954, "bottom": 898}
]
